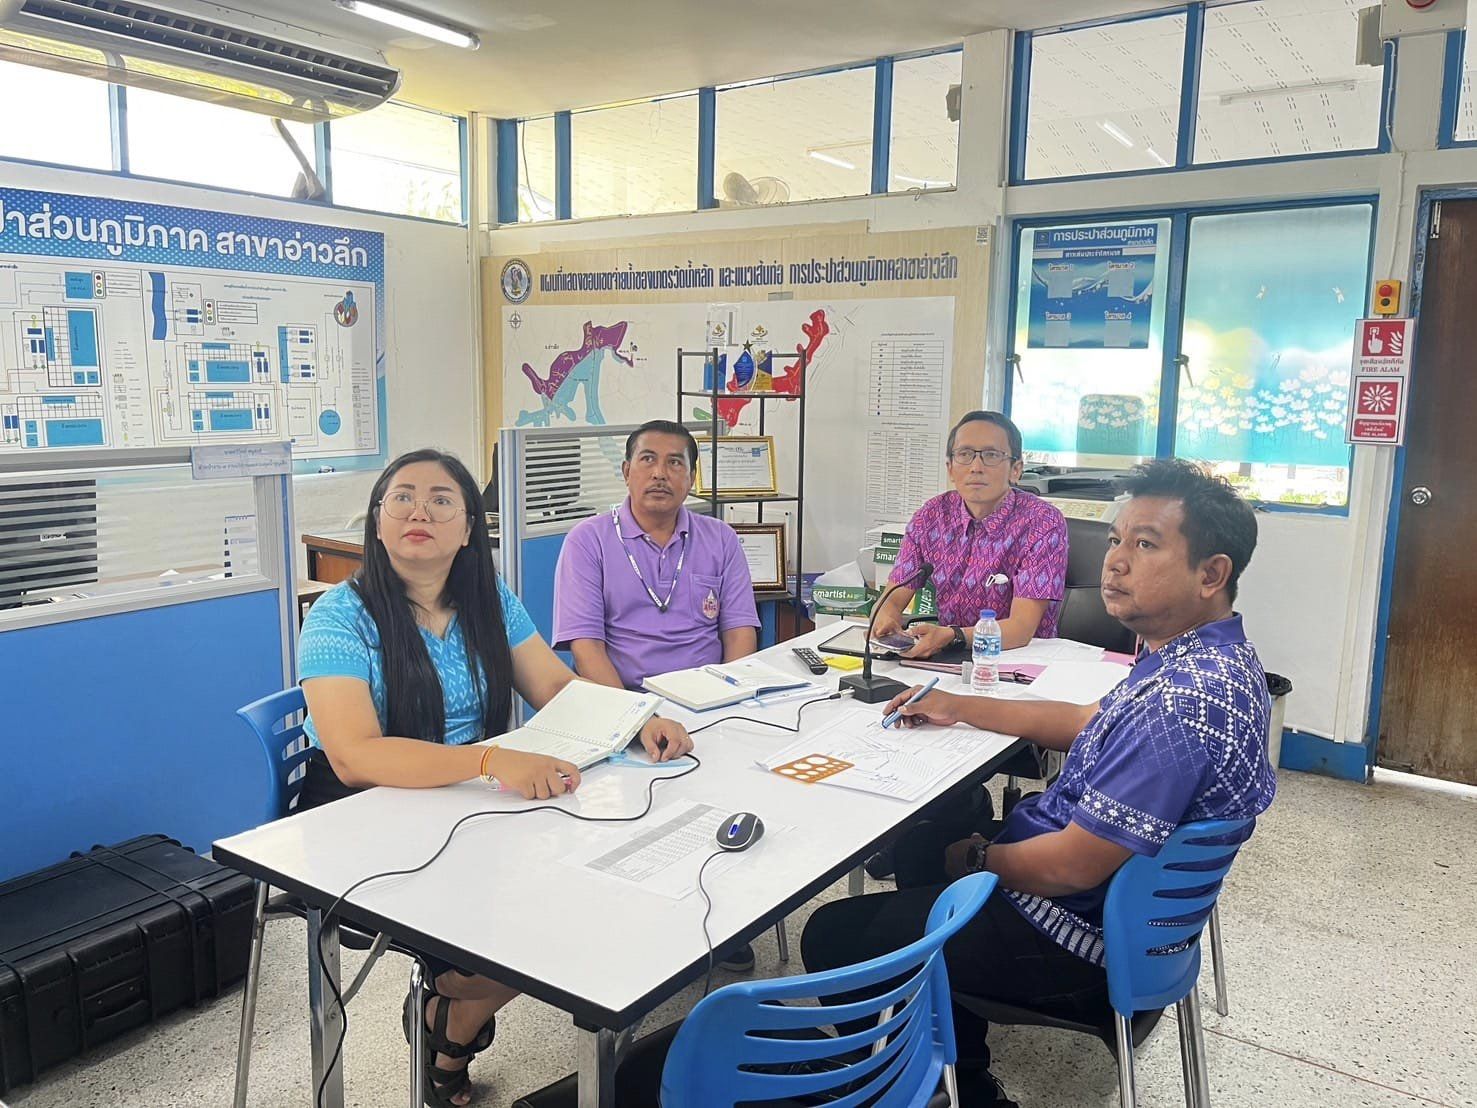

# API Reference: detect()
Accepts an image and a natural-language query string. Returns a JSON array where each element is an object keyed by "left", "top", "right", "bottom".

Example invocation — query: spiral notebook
[{"left": 498, "top": 682, "right": 663, "bottom": 769}]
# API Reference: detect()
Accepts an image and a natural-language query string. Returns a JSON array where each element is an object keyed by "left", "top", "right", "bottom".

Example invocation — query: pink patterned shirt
[{"left": 890, "top": 488, "right": 1069, "bottom": 637}]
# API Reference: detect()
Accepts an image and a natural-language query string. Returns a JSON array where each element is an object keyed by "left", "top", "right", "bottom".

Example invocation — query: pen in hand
[{"left": 882, "top": 676, "right": 940, "bottom": 729}]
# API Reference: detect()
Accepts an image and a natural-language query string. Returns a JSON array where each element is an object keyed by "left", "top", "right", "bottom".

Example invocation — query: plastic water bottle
[{"left": 971, "top": 609, "right": 1002, "bottom": 693}]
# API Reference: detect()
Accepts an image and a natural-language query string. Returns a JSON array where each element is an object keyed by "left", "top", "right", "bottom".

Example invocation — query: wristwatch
[
  {"left": 950, "top": 625, "right": 967, "bottom": 649},
  {"left": 965, "top": 838, "right": 990, "bottom": 874}
]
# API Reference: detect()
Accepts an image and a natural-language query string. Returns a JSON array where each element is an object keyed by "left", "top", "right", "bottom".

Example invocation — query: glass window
[
  {"left": 1456, "top": 21, "right": 1477, "bottom": 142},
  {"left": 716, "top": 67, "right": 875, "bottom": 205},
  {"left": 890, "top": 50, "right": 962, "bottom": 191},
  {"left": 0, "top": 61, "right": 112, "bottom": 169},
  {"left": 1024, "top": 13, "right": 1187, "bottom": 179},
  {"left": 517, "top": 116, "right": 557, "bottom": 222},
  {"left": 1010, "top": 218, "right": 1172, "bottom": 468},
  {"left": 1196, "top": 0, "right": 1383, "bottom": 163},
  {"left": 1176, "top": 204, "right": 1372, "bottom": 507},
  {"left": 571, "top": 95, "right": 697, "bottom": 219},
  {"left": 330, "top": 101, "right": 463, "bottom": 222},
  {"left": 127, "top": 88, "right": 314, "bottom": 196}
]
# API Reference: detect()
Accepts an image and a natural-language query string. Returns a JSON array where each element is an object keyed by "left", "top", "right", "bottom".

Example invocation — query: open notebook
[
  {"left": 643, "top": 658, "right": 812, "bottom": 711},
  {"left": 498, "top": 682, "right": 662, "bottom": 769}
]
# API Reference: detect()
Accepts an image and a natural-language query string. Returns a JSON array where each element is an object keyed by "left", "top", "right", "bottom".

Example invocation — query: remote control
[{"left": 792, "top": 647, "right": 830, "bottom": 675}]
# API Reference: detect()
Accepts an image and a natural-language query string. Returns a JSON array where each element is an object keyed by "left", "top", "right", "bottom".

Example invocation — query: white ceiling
[{"left": 250, "top": 0, "right": 1187, "bottom": 117}]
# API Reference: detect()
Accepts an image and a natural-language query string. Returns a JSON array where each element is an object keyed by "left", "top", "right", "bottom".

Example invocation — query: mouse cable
[
  {"left": 314, "top": 754, "right": 701, "bottom": 1108},
  {"left": 684, "top": 691, "right": 847, "bottom": 738}
]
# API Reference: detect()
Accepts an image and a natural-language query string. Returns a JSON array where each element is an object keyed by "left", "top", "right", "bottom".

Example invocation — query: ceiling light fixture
[
  {"left": 1146, "top": 147, "right": 1170, "bottom": 167},
  {"left": 1097, "top": 120, "right": 1135, "bottom": 148},
  {"left": 896, "top": 174, "right": 948, "bottom": 187},
  {"left": 334, "top": 0, "right": 480, "bottom": 50},
  {"left": 808, "top": 150, "right": 858, "bottom": 170},
  {"left": 1219, "top": 79, "right": 1358, "bottom": 106}
]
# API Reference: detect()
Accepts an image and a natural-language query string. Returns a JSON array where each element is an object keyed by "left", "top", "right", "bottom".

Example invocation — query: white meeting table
[{"left": 212, "top": 625, "right": 1031, "bottom": 1108}]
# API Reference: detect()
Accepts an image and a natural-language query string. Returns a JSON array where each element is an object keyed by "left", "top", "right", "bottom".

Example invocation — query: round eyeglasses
[
  {"left": 378, "top": 492, "right": 466, "bottom": 524},
  {"left": 949, "top": 448, "right": 1017, "bottom": 467}
]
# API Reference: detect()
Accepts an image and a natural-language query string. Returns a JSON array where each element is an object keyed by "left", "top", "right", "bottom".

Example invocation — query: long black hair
[{"left": 353, "top": 449, "right": 514, "bottom": 743}]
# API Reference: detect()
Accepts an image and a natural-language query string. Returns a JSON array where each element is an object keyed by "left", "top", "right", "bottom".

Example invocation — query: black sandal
[{"left": 402, "top": 986, "right": 497, "bottom": 1107}]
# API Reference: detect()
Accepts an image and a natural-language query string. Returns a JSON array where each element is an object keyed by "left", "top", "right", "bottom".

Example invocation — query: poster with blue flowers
[{"left": 1026, "top": 224, "right": 1158, "bottom": 350}]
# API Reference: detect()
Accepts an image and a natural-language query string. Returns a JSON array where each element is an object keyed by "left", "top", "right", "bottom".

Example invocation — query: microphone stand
[{"left": 840, "top": 563, "right": 933, "bottom": 704}]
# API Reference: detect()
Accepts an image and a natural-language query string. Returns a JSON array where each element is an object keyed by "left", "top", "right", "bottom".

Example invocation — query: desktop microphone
[{"left": 840, "top": 562, "right": 933, "bottom": 704}]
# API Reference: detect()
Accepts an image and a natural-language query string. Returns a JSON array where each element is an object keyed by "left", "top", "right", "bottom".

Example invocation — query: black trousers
[{"left": 801, "top": 816, "right": 1110, "bottom": 1072}]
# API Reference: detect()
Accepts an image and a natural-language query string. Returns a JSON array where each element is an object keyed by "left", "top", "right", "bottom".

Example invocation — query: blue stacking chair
[
  {"left": 955, "top": 818, "right": 1251, "bottom": 1108},
  {"left": 231, "top": 689, "right": 397, "bottom": 1108},
  {"left": 660, "top": 872, "right": 998, "bottom": 1108}
]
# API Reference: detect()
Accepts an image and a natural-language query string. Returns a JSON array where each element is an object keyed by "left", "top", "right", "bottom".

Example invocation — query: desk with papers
[{"left": 213, "top": 627, "right": 1130, "bottom": 1108}]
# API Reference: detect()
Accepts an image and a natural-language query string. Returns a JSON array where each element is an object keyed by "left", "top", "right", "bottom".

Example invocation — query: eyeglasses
[
  {"left": 378, "top": 492, "right": 466, "bottom": 524},
  {"left": 949, "top": 448, "right": 1017, "bottom": 467}
]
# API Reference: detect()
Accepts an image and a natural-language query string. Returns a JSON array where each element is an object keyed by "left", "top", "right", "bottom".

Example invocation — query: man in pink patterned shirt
[{"left": 874, "top": 411, "right": 1068, "bottom": 658}]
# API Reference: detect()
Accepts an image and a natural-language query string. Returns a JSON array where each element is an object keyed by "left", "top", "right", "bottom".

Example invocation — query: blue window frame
[
  {"left": 1011, "top": 1, "right": 1391, "bottom": 185},
  {"left": 1004, "top": 196, "right": 1376, "bottom": 512}
]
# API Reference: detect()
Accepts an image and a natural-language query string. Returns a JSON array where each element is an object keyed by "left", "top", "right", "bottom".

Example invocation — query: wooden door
[{"left": 1378, "top": 198, "right": 1477, "bottom": 784}]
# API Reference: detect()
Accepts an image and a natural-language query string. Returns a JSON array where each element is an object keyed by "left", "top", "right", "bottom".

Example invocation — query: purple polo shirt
[
  {"left": 890, "top": 488, "right": 1068, "bottom": 637},
  {"left": 553, "top": 500, "right": 761, "bottom": 689}
]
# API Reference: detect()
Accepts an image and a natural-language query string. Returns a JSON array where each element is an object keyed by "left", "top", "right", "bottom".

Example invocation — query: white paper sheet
[
  {"left": 1000, "top": 638, "right": 1106, "bottom": 664},
  {"left": 1023, "top": 661, "right": 1131, "bottom": 705},
  {"left": 562, "top": 800, "right": 752, "bottom": 901},
  {"left": 757, "top": 705, "right": 993, "bottom": 802}
]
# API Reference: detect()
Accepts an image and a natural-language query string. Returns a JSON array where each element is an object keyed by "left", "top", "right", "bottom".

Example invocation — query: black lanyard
[{"left": 611, "top": 506, "right": 688, "bottom": 613}]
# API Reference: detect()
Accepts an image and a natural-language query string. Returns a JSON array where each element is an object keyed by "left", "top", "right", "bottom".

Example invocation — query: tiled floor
[{"left": 9, "top": 770, "right": 1475, "bottom": 1107}]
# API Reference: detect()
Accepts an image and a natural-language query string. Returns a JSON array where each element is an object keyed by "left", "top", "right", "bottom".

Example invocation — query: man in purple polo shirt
[
  {"left": 554, "top": 419, "right": 761, "bottom": 692},
  {"left": 873, "top": 410, "right": 1068, "bottom": 659}
]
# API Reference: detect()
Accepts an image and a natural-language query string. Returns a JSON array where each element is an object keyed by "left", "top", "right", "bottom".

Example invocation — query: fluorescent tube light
[
  {"left": 335, "top": 0, "right": 480, "bottom": 49},
  {"left": 808, "top": 150, "right": 857, "bottom": 170},
  {"left": 1146, "top": 147, "right": 1170, "bottom": 167},
  {"left": 1097, "top": 120, "right": 1135, "bottom": 148}
]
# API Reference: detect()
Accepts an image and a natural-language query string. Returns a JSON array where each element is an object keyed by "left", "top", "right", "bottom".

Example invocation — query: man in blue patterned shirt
[{"left": 801, "top": 459, "right": 1277, "bottom": 1107}]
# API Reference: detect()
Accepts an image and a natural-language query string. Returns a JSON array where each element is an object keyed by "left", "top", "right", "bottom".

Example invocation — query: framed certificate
[
  {"left": 694, "top": 435, "right": 779, "bottom": 496},
  {"left": 731, "top": 523, "right": 786, "bottom": 591}
]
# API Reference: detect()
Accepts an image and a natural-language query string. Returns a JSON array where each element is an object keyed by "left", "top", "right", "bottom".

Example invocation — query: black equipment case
[{"left": 0, "top": 834, "right": 255, "bottom": 1094}]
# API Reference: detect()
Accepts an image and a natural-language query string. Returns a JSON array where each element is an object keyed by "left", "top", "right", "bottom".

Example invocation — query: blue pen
[
  {"left": 882, "top": 676, "right": 940, "bottom": 729},
  {"left": 704, "top": 665, "right": 742, "bottom": 687}
]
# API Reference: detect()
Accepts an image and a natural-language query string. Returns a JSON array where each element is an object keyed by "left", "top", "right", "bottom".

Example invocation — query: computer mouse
[{"left": 716, "top": 812, "right": 765, "bottom": 852}]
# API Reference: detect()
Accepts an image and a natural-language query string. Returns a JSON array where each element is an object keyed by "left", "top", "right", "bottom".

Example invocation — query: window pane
[
  {"left": 1196, "top": 0, "right": 1383, "bottom": 163},
  {"left": 1024, "top": 14, "right": 1186, "bottom": 179},
  {"left": 1010, "top": 218, "right": 1172, "bottom": 468},
  {"left": 0, "top": 61, "right": 112, "bottom": 169},
  {"left": 1177, "top": 204, "right": 1372, "bottom": 507},
  {"left": 127, "top": 89, "right": 313, "bottom": 196},
  {"left": 717, "top": 67, "right": 874, "bottom": 205},
  {"left": 331, "top": 102, "right": 463, "bottom": 222},
  {"left": 890, "top": 50, "right": 961, "bottom": 191},
  {"left": 1457, "top": 16, "right": 1477, "bottom": 141},
  {"left": 571, "top": 96, "right": 696, "bottom": 219},
  {"left": 518, "top": 116, "right": 557, "bottom": 222}
]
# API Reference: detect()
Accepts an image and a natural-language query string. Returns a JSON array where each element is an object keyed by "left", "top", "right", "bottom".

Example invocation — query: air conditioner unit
[{"left": 0, "top": 0, "right": 402, "bottom": 122}]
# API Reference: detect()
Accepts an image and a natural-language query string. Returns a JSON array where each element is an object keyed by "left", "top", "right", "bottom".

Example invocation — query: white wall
[
  {"left": 485, "top": 26, "right": 1477, "bottom": 748},
  {"left": 0, "top": 160, "right": 479, "bottom": 577}
]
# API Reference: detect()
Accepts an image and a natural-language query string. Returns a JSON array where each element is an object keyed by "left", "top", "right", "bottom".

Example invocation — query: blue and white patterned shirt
[
  {"left": 298, "top": 579, "right": 537, "bottom": 747},
  {"left": 993, "top": 614, "right": 1276, "bottom": 966}
]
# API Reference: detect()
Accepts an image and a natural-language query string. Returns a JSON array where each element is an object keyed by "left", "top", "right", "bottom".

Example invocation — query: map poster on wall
[
  {"left": 0, "top": 186, "right": 385, "bottom": 471},
  {"left": 1026, "top": 223, "right": 1156, "bottom": 350}
]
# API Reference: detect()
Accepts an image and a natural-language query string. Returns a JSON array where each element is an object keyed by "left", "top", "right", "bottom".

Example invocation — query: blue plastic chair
[
  {"left": 659, "top": 872, "right": 998, "bottom": 1108},
  {"left": 231, "top": 688, "right": 395, "bottom": 1108},
  {"left": 956, "top": 818, "right": 1251, "bottom": 1108}
]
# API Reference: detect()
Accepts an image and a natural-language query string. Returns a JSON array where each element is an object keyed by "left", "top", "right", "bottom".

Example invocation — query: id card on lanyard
[{"left": 611, "top": 505, "right": 688, "bottom": 613}]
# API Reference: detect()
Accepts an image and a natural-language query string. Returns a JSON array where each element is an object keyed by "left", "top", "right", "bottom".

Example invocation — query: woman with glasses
[
  {"left": 872, "top": 410, "right": 1068, "bottom": 658},
  {"left": 295, "top": 448, "right": 691, "bottom": 1107}
]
